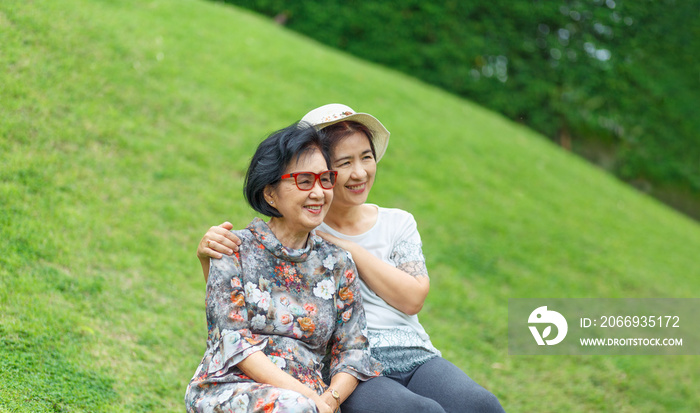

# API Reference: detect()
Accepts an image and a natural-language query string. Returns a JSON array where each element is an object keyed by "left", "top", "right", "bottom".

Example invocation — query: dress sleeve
[
  {"left": 205, "top": 251, "right": 267, "bottom": 377},
  {"left": 390, "top": 212, "right": 429, "bottom": 278},
  {"left": 328, "top": 255, "right": 382, "bottom": 380}
]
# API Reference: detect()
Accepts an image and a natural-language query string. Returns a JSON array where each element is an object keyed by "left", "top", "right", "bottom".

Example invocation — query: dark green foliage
[{"left": 217, "top": 0, "right": 700, "bottom": 217}]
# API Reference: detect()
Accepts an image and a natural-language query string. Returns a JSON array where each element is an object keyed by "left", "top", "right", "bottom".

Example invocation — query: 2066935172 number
[{"left": 599, "top": 315, "right": 680, "bottom": 328}]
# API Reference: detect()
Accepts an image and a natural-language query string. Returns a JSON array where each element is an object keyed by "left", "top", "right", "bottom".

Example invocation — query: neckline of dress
[{"left": 247, "top": 218, "right": 319, "bottom": 262}]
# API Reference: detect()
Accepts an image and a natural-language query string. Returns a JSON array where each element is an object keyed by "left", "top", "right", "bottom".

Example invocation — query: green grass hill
[{"left": 1, "top": 0, "right": 699, "bottom": 411}]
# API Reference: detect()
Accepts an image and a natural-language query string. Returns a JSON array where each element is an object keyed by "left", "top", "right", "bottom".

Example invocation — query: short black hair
[
  {"left": 244, "top": 122, "right": 331, "bottom": 217},
  {"left": 320, "top": 120, "right": 377, "bottom": 160}
]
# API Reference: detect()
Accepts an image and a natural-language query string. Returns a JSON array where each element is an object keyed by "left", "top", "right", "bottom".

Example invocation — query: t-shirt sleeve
[{"left": 389, "top": 211, "right": 429, "bottom": 278}]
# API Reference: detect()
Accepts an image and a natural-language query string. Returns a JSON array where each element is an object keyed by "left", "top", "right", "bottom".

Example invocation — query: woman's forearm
[
  {"left": 199, "top": 257, "right": 210, "bottom": 282},
  {"left": 237, "top": 352, "right": 318, "bottom": 399},
  {"left": 341, "top": 241, "right": 429, "bottom": 315},
  {"left": 237, "top": 352, "right": 332, "bottom": 412},
  {"left": 322, "top": 372, "right": 359, "bottom": 410}
]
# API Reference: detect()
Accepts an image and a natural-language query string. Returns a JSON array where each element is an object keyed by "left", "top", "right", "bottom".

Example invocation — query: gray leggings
[{"left": 341, "top": 357, "right": 505, "bottom": 413}]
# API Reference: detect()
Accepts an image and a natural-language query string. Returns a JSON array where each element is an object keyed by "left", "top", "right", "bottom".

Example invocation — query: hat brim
[{"left": 312, "top": 113, "right": 391, "bottom": 162}]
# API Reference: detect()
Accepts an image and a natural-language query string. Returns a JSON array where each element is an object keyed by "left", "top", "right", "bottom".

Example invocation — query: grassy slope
[{"left": 1, "top": 0, "right": 698, "bottom": 411}]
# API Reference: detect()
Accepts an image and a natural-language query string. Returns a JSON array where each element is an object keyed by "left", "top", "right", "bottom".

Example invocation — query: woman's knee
[
  {"left": 406, "top": 396, "right": 445, "bottom": 413},
  {"left": 467, "top": 387, "right": 505, "bottom": 413},
  {"left": 342, "top": 377, "right": 445, "bottom": 413},
  {"left": 344, "top": 394, "right": 445, "bottom": 413},
  {"left": 437, "top": 376, "right": 504, "bottom": 412},
  {"left": 409, "top": 358, "right": 504, "bottom": 412}
]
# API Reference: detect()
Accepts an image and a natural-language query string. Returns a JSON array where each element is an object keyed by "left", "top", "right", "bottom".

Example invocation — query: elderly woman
[{"left": 185, "top": 122, "right": 380, "bottom": 413}]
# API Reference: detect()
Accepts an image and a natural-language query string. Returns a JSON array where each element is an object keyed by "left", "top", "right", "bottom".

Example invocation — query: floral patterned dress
[{"left": 185, "top": 218, "right": 381, "bottom": 413}]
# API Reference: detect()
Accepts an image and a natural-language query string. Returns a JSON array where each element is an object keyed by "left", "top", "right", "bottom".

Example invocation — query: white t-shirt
[{"left": 317, "top": 205, "right": 440, "bottom": 355}]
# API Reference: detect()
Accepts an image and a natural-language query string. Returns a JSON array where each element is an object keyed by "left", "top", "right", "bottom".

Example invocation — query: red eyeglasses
[{"left": 280, "top": 170, "right": 338, "bottom": 190}]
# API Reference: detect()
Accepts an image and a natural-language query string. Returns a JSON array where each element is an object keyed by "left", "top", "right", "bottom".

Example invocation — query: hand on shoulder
[{"left": 197, "top": 221, "right": 241, "bottom": 260}]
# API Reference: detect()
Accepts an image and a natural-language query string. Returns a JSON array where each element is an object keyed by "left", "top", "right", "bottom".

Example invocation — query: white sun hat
[{"left": 301, "top": 103, "right": 391, "bottom": 162}]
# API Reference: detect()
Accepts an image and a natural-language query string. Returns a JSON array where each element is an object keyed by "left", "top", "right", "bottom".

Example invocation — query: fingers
[
  {"left": 208, "top": 226, "right": 241, "bottom": 251},
  {"left": 207, "top": 240, "right": 227, "bottom": 258},
  {"left": 207, "top": 236, "right": 236, "bottom": 255},
  {"left": 196, "top": 223, "right": 242, "bottom": 260},
  {"left": 196, "top": 221, "right": 243, "bottom": 260},
  {"left": 214, "top": 223, "right": 241, "bottom": 247},
  {"left": 315, "top": 230, "right": 340, "bottom": 246},
  {"left": 200, "top": 243, "right": 223, "bottom": 260},
  {"left": 197, "top": 236, "right": 223, "bottom": 260},
  {"left": 311, "top": 396, "right": 333, "bottom": 413}
]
